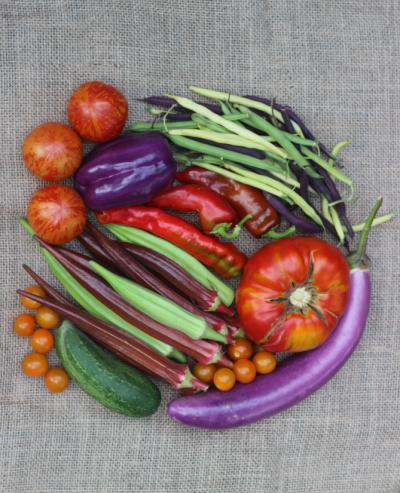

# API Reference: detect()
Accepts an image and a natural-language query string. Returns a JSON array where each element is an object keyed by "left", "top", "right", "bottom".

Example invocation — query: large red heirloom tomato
[{"left": 236, "top": 237, "right": 350, "bottom": 352}]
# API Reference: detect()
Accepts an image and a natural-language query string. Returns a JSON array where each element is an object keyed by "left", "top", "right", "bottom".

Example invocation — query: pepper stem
[
  {"left": 347, "top": 197, "right": 382, "bottom": 269},
  {"left": 210, "top": 214, "right": 252, "bottom": 240}
]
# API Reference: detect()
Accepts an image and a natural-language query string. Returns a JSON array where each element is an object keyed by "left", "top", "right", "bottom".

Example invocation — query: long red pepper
[
  {"left": 176, "top": 167, "right": 280, "bottom": 237},
  {"left": 96, "top": 206, "right": 247, "bottom": 278},
  {"left": 18, "top": 288, "right": 208, "bottom": 391},
  {"left": 78, "top": 230, "right": 234, "bottom": 317},
  {"left": 149, "top": 184, "right": 241, "bottom": 238},
  {"left": 30, "top": 243, "right": 232, "bottom": 367}
]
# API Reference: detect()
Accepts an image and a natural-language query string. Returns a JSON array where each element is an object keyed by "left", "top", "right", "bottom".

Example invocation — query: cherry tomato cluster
[
  {"left": 14, "top": 284, "right": 69, "bottom": 393},
  {"left": 193, "top": 338, "right": 277, "bottom": 392}
]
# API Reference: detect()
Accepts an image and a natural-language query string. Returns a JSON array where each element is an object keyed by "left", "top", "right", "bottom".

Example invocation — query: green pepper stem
[
  {"left": 262, "top": 225, "right": 296, "bottom": 239},
  {"left": 347, "top": 198, "right": 382, "bottom": 268},
  {"left": 210, "top": 214, "right": 252, "bottom": 240}
]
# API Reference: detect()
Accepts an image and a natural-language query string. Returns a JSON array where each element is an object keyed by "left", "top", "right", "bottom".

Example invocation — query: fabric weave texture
[{"left": 1, "top": 1, "right": 399, "bottom": 492}]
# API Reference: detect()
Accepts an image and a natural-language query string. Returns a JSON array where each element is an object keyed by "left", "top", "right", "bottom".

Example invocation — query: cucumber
[{"left": 55, "top": 320, "right": 161, "bottom": 417}]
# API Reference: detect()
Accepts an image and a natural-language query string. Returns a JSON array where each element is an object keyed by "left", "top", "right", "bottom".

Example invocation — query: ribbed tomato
[
  {"left": 27, "top": 184, "right": 86, "bottom": 244},
  {"left": 236, "top": 237, "right": 350, "bottom": 352},
  {"left": 22, "top": 122, "right": 82, "bottom": 181},
  {"left": 67, "top": 81, "right": 128, "bottom": 142}
]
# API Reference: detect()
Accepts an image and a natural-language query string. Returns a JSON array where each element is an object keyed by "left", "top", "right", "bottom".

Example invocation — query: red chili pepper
[
  {"left": 149, "top": 184, "right": 246, "bottom": 239},
  {"left": 96, "top": 206, "right": 247, "bottom": 278},
  {"left": 176, "top": 167, "right": 280, "bottom": 237}
]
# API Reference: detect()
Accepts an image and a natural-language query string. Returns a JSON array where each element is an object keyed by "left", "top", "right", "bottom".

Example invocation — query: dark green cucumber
[{"left": 55, "top": 320, "right": 161, "bottom": 417}]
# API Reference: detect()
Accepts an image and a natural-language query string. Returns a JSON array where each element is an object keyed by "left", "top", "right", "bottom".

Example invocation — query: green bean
[
  {"left": 185, "top": 160, "right": 323, "bottom": 227},
  {"left": 242, "top": 112, "right": 317, "bottom": 147},
  {"left": 187, "top": 154, "right": 299, "bottom": 190},
  {"left": 329, "top": 140, "right": 352, "bottom": 168},
  {"left": 127, "top": 120, "right": 197, "bottom": 132},
  {"left": 104, "top": 223, "right": 234, "bottom": 307},
  {"left": 322, "top": 198, "right": 345, "bottom": 244},
  {"left": 165, "top": 94, "right": 288, "bottom": 158},
  {"left": 188, "top": 86, "right": 286, "bottom": 122},
  {"left": 263, "top": 225, "right": 296, "bottom": 239},
  {"left": 191, "top": 114, "right": 227, "bottom": 133},
  {"left": 238, "top": 106, "right": 321, "bottom": 179},
  {"left": 168, "top": 129, "right": 268, "bottom": 151},
  {"left": 168, "top": 135, "right": 300, "bottom": 187},
  {"left": 300, "top": 146, "right": 352, "bottom": 187},
  {"left": 90, "top": 261, "right": 227, "bottom": 344},
  {"left": 352, "top": 214, "right": 394, "bottom": 232}
]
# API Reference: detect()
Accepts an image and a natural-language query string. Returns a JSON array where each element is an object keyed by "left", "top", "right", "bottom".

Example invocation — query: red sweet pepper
[
  {"left": 96, "top": 206, "right": 247, "bottom": 278},
  {"left": 176, "top": 167, "right": 280, "bottom": 237},
  {"left": 149, "top": 184, "right": 248, "bottom": 238}
]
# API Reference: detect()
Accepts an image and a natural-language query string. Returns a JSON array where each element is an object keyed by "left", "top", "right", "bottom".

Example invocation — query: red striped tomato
[
  {"left": 67, "top": 81, "right": 128, "bottom": 142},
  {"left": 27, "top": 184, "right": 86, "bottom": 245}
]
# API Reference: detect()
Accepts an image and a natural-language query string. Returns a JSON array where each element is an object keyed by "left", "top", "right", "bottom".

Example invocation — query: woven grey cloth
[{"left": 1, "top": 1, "right": 399, "bottom": 492}]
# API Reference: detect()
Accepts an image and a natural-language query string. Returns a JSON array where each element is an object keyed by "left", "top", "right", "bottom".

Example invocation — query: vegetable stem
[{"left": 348, "top": 198, "right": 382, "bottom": 268}]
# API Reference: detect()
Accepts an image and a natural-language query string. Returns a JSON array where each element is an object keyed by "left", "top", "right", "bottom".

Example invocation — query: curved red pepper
[
  {"left": 176, "top": 167, "right": 280, "bottom": 237},
  {"left": 149, "top": 184, "right": 243, "bottom": 238},
  {"left": 97, "top": 206, "right": 247, "bottom": 278}
]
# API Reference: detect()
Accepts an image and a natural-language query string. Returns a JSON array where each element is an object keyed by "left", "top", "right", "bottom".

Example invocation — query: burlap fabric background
[{"left": 1, "top": 1, "right": 399, "bottom": 492}]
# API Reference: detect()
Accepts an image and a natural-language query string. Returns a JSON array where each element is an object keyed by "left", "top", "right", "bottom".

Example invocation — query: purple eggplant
[{"left": 74, "top": 133, "right": 176, "bottom": 210}]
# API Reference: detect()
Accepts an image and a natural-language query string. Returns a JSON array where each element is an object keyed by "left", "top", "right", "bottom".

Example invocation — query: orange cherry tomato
[
  {"left": 193, "top": 363, "right": 217, "bottom": 384},
  {"left": 213, "top": 368, "right": 236, "bottom": 392},
  {"left": 35, "top": 306, "right": 60, "bottom": 329},
  {"left": 44, "top": 368, "right": 69, "bottom": 393},
  {"left": 22, "top": 122, "right": 82, "bottom": 181},
  {"left": 233, "top": 358, "right": 257, "bottom": 384},
  {"left": 30, "top": 329, "right": 54, "bottom": 353},
  {"left": 20, "top": 285, "right": 45, "bottom": 309},
  {"left": 22, "top": 353, "right": 49, "bottom": 377},
  {"left": 227, "top": 338, "right": 253, "bottom": 361},
  {"left": 27, "top": 184, "right": 87, "bottom": 245},
  {"left": 68, "top": 81, "right": 128, "bottom": 142},
  {"left": 253, "top": 351, "right": 277, "bottom": 374},
  {"left": 14, "top": 313, "right": 36, "bottom": 336},
  {"left": 237, "top": 237, "right": 350, "bottom": 352}
]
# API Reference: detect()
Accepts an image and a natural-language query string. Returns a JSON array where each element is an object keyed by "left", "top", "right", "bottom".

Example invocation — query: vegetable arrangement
[{"left": 14, "top": 81, "right": 394, "bottom": 429}]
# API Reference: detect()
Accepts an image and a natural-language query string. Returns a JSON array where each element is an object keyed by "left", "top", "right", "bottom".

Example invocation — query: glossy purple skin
[
  {"left": 74, "top": 133, "right": 176, "bottom": 211},
  {"left": 168, "top": 267, "right": 370, "bottom": 429}
]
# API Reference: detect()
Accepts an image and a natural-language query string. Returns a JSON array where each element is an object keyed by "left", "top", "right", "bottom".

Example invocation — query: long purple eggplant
[{"left": 167, "top": 200, "right": 380, "bottom": 428}]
